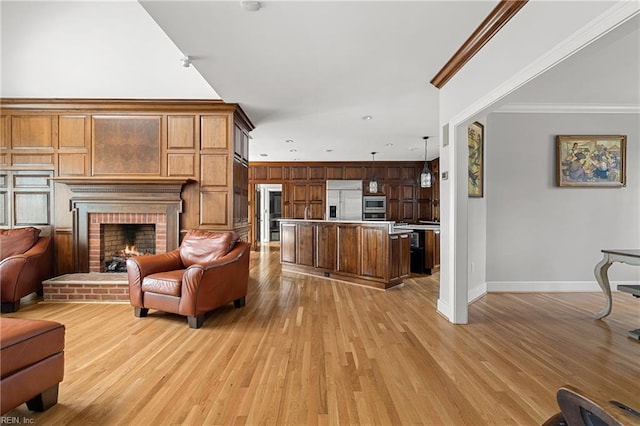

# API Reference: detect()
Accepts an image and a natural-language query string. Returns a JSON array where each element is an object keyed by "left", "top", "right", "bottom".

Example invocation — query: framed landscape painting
[
  {"left": 468, "top": 121, "right": 484, "bottom": 197},
  {"left": 556, "top": 135, "right": 626, "bottom": 187}
]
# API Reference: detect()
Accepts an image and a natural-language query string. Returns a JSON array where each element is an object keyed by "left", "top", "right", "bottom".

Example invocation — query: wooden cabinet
[
  {"left": 296, "top": 222, "right": 315, "bottom": 266},
  {"left": 280, "top": 219, "right": 410, "bottom": 289},
  {"left": 425, "top": 229, "right": 440, "bottom": 274},
  {"left": 336, "top": 224, "right": 360, "bottom": 275},
  {"left": 316, "top": 224, "right": 336, "bottom": 270},
  {"left": 361, "top": 226, "right": 385, "bottom": 279},
  {"left": 287, "top": 182, "right": 325, "bottom": 220},
  {"left": 390, "top": 233, "right": 411, "bottom": 280},
  {"left": 280, "top": 223, "right": 297, "bottom": 264},
  {"left": 250, "top": 160, "right": 440, "bottom": 223}
]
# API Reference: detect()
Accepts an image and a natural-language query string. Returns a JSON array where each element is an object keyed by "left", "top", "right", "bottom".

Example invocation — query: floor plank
[{"left": 3, "top": 243, "right": 639, "bottom": 425}]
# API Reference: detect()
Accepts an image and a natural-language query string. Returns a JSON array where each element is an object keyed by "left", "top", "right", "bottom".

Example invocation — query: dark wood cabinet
[
  {"left": 361, "top": 226, "right": 385, "bottom": 279},
  {"left": 316, "top": 224, "right": 336, "bottom": 270},
  {"left": 390, "top": 233, "right": 411, "bottom": 280},
  {"left": 336, "top": 224, "right": 360, "bottom": 275},
  {"left": 296, "top": 223, "right": 315, "bottom": 266},
  {"left": 250, "top": 160, "right": 439, "bottom": 225},
  {"left": 425, "top": 229, "right": 440, "bottom": 274},
  {"left": 280, "top": 223, "right": 297, "bottom": 264}
]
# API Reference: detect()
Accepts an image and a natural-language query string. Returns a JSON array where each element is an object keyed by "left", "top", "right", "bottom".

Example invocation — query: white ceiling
[{"left": 140, "top": 0, "right": 499, "bottom": 162}]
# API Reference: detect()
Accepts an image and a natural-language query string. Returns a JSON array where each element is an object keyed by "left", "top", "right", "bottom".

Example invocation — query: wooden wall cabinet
[
  {"left": 251, "top": 160, "right": 440, "bottom": 245},
  {"left": 251, "top": 160, "right": 439, "bottom": 223},
  {"left": 279, "top": 219, "right": 410, "bottom": 289}
]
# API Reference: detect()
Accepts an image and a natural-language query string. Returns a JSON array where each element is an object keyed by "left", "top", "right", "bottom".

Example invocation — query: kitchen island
[{"left": 279, "top": 219, "right": 411, "bottom": 289}]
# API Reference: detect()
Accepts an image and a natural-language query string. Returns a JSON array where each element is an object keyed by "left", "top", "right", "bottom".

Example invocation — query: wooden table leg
[{"left": 593, "top": 254, "right": 613, "bottom": 319}]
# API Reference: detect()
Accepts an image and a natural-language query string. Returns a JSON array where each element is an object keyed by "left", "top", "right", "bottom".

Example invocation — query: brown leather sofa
[
  {"left": 127, "top": 229, "right": 250, "bottom": 329},
  {"left": 0, "top": 317, "right": 65, "bottom": 415},
  {"left": 1, "top": 227, "right": 53, "bottom": 313}
]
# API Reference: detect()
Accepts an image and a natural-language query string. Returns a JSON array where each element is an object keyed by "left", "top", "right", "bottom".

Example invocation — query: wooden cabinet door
[
  {"left": 361, "top": 226, "right": 385, "bottom": 279},
  {"left": 316, "top": 224, "right": 336, "bottom": 270},
  {"left": 425, "top": 229, "right": 441, "bottom": 273},
  {"left": 400, "top": 234, "right": 410, "bottom": 276},
  {"left": 281, "top": 223, "right": 296, "bottom": 263},
  {"left": 297, "top": 223, "right": 315, "bottom": 266},
  {"left": 390, "top": 235, "right": 400, "bottom": 280},
  {"left": 336, "top": 224, "right": 359, "bottom": 275}
]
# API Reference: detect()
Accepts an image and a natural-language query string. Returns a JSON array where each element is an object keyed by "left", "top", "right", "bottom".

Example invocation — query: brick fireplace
[
  {"left": 57, "top": 177, "right": 188, "bottom": 272},
  {"left": 89, "top": 213, "right": 166, "bottom": 272}
]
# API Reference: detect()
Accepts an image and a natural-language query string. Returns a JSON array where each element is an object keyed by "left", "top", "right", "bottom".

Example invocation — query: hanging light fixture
[
  {"left": 420, "top": 136, "right": 432, "bottom": 188},
  {"left": 369, "top": 151, "right": 378, "bottom": 193}
]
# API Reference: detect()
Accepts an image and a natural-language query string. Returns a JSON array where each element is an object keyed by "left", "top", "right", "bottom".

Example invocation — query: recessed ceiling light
[
  {"left": 285, "top": 139, "right": 294, "bottom": 143},
  {"left": 259, "top": 153, "right": 268, "bottom": 157},
  {"left": 362, "top": 115, "right": 373, "bottom": 120},
  {"left": 386, "top": 143, "right": 394, "bottom": 147},
  {"left": 289, "top": 149, "right": 297, "bottom": 153}
]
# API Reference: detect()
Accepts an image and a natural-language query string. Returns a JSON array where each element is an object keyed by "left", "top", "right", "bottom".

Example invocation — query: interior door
[{"left": 254, "top": 187, "right": 261, "bottom": 246}]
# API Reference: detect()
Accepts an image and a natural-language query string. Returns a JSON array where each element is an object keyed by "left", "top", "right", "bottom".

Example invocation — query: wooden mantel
[{"left": 54, "top": 177, "right": 191, "bottom": 194}]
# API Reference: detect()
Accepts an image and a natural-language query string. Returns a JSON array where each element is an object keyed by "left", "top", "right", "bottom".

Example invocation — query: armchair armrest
[
  {"left": 126, "top": 249, "right": 182, "bottom": 307},
  {"left": 179, "top": 242, "right": 251, "bottom": 316},
  {"left": 0, "top": 237, "right": 52, "bottom": 303}
]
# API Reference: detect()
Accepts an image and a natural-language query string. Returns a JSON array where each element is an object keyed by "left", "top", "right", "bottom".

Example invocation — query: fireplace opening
[{"left": 101, "top": 224, "right": 156, "bottom": 272}]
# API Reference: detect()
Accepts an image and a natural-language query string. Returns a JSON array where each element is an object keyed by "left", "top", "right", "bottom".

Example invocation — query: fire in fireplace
[{"left": 101, "top": 224, "right": 156, "bottom": 272}]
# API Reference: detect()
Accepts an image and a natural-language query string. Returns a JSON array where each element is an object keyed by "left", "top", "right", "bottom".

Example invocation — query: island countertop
[{"left": 277, "top": 219, "right": 412, "bottom": 235}]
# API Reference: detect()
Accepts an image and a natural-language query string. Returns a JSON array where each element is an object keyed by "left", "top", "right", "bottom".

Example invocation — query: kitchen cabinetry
[{"left": 279, "top": 219, "right": 410, "bottom": 289}]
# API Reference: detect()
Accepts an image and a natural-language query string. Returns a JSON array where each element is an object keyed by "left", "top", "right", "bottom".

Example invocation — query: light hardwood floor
[{"left": 3, "top": 244, "right": 640, "bottom": 425}]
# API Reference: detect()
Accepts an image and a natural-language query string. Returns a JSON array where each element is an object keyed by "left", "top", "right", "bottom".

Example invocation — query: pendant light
[
  {"left": 420, "top": 136, "right": 432, "bottom": 188},
  {"left": 369, "top": 151, "right": 378, "bottom": 193}
]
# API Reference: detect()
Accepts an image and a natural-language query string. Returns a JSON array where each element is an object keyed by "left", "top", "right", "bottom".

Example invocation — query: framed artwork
[
  {"left": 468, "top": 121, "right": 484, "bottom": 197},
  {"left": 556, "top": 135, "right": 626, "bottom": 187}
]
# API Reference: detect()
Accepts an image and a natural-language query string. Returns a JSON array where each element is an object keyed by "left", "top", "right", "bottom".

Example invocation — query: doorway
[{"left": 256, "top": 184, "right": 282, "bottom": 243}]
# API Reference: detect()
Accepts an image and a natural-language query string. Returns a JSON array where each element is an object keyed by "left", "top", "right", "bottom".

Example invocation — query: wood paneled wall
[{"left": 0, "top": 99, "right": 253, "bottom": 274}]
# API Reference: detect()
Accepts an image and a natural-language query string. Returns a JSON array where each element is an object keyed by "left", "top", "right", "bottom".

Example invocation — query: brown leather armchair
[
  {"left": 1, "top": 228, "right": 53, "bottom": 313},
  {"left": 126, "top": 230, "right": 250, "bottom": 329}
]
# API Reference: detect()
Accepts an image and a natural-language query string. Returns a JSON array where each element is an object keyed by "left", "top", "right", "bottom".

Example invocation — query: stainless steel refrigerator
[{"left": 325, "top": 180, "right": 363, "bottom": 221}]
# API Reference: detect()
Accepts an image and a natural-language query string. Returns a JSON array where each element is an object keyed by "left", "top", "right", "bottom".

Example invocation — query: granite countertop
[
  {"left": 278, "top": 218, "right": 395, "bottom": 225},
  {"left": 394, "top": 224, "right": 440, "bottom": 231}
]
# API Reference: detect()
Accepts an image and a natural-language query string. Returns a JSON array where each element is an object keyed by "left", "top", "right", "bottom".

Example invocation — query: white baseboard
[
  {"left": 437, "top": 298, "right": 452, "bottom": 320},
  {"left": 486, "top": 281, "right": 637, "bottom": 293},
  {"left": 468, "top": 284, "right": 487, "bottom": 303}
]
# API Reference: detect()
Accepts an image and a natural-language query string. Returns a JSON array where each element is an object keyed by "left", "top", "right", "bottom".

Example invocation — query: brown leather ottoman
[{"left": 0, "top": 317, "right": 65, "bottom": 415}]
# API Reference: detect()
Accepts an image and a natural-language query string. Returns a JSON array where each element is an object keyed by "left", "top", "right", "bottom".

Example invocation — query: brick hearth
[{"left": 43, "top": 273, "right": 129, "bottom": 303}]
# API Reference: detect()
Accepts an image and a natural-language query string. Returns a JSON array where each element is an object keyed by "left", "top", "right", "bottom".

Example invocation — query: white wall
[
  {"left": 1, "top": 1, "right": 218, "bottom": 99},
  {"left": 486, "top": 113, "right": 640, "bottom": 290},
  {"left": 436, "top": 1, "right": 639, "bottom": 322}
]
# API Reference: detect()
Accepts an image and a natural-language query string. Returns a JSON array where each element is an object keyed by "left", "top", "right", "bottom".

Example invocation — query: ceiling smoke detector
[{"left": 241, "top": 1, "right": 260, "bottom": 12}]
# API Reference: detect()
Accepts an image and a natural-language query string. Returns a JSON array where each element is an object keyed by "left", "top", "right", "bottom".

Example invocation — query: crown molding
[
  {"left": 430, "top": 0, "right": 529, "bottom": 89},
  {"left": 494, "top": 103, "right": 640, "bottom": 114}
]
